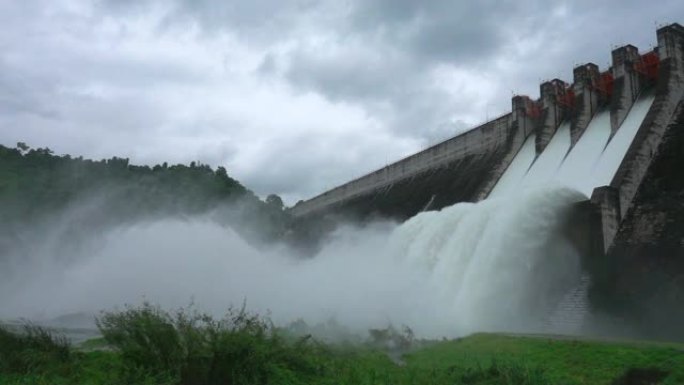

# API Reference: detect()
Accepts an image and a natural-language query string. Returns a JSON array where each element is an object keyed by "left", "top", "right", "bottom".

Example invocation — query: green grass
[
  {"left": 405, "top": 333, "right": 684, "bottom": 385},
  {"left": 3, "top": 310, "right": 684, "bottom": 385}
]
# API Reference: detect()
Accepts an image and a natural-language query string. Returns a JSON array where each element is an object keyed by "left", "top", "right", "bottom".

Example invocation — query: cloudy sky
[{"left": 1, "top": 1, "right": 681, "bottom": 204}]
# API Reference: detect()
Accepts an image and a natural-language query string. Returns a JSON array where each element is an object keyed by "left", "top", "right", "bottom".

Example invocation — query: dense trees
[{"left": 0, "top": 142, "right": 290, "bottom": 247}]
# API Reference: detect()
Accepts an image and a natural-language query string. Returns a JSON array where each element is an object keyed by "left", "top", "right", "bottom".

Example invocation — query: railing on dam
[{"left": 290, "top": 113, "right": 514, "bottom": 217}]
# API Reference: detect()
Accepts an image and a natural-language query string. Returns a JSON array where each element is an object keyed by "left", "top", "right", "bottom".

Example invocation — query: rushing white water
[
  {"left": 555, "top": 110, "right": 612, "bottom": 196},
  {"left": 1, "top": 187, "right": 584, "bottom": 338},
  {"left": 488, "top": 134, "right": 537, "bottom": 198},
  {"left": 521, "top": 122, "right": 571, "bottom": 189},
  {"left": 491, "top": 92, "right": 656, "bottom": 198},
  {"left": 388, "top": 187, "right": 584, "bottom": 335},
  {"left": 592, "top": 94, "right": 656, "bottom": 186}
]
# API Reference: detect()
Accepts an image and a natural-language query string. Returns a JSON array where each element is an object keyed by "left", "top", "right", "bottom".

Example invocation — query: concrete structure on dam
[{"left": 290, "top": 23, "right": 684, "bottom": 338}]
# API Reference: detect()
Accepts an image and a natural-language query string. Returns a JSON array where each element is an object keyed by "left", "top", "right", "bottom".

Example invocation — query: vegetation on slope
[
  {"left": 0, "top": 142, "right": 291, "bottom": 252},
  {"left": 0, "top": 143, "right": 249, "bottom": 216}
]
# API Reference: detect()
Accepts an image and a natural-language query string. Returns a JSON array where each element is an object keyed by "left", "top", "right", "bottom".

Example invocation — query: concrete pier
[
  {"left": 474, "top": 95, "right": 539, "bottom": 201},
  {"left": 536, "top": 79, "right": 570, "bottom": 155},
  {"left": 610, "top": 45, "right": 643, "bottom": 135},
  {"left": 570, "top": 63, "right": 601, "bottom": 148},
  {"left": 590, "top": 186, "right": 622, "bottom": 254},
  {"left": 610, "top": 23, "right": 684, "bottom": 219}
]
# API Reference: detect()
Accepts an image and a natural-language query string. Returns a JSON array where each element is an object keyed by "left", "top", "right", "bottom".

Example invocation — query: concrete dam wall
[
  {"left": 291, "top": 23, "right": 684, "bottom": 252},
  {"left": 291, "top": 112, "right": 524, "bottom": 221}
]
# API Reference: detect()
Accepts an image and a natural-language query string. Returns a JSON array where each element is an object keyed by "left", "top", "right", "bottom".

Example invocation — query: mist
[{"left": 0, "top": 185, "right": 590, "bottom": 339}]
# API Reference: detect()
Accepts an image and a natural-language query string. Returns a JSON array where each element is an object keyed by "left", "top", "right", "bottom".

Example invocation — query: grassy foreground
[{"left": 1, "top": 306, "right": 683, "bottom": 385}]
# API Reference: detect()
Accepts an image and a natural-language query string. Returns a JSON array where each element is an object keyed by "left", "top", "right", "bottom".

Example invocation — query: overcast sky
[{"left": 1, "top": 1, "right": 681, "bottom": 204}]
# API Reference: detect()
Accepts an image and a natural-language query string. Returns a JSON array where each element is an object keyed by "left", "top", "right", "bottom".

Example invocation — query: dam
[{"left": 290, "top": 23, "right": 684, "bottom": 338}]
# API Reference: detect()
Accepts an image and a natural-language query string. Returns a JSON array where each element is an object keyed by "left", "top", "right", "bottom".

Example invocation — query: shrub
[
  {"left": 368, "top": 325, "right": 415, "bottom": 351},
  {"left": 96, "top": 303, "right": 327, "bottom": 385},
  {"left": 0, "top": 323, "right": 71, "bottom": 375},
  {"left": 95, "top": 303, "right": 181, "bottom": 384}
]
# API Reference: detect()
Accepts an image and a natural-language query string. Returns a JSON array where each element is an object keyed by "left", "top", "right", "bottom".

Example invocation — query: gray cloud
[
  {"left": 258, "top": 0, "right": 579, "bottom": 141},
  {"left": 98, "top": 0, "right": 328, "bottom": 44},
  {"left": 284, "top": 47, "right": 408, "bottom": 103},
  {"left": 349, "top": 0, "right": 515, "bottom": 63}
]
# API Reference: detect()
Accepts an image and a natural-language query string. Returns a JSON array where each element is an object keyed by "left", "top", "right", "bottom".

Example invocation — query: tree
[
  {"left": 265, "top": 194, "right": 284, "bottom": 211},
  {"left": 16, "top": 142, "right": 29, "bottom": 154},
  {"left": 216, "top": 166, "right": 228, "bottom": 178}
]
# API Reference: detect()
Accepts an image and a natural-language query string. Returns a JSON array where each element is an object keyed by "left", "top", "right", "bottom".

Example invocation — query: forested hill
[{"left": 0, "top": 142, "right": 290, "bottom": 245}]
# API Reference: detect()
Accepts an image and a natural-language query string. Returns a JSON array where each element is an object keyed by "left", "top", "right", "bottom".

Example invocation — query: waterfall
[{"left": 388, "top": 186, "right": 585, "bottom": 335}]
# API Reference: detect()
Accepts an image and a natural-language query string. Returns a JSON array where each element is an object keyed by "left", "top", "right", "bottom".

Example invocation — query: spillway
[
  {"left": 522, "top": 122, "right": 572, "bottom": 189},
  {"left": 488, "top": 134, "right": 536, "bottom": 198},
  {"left": 592, "top": 93, "right": 656, "bottom": 187},
  {"left": 489, "top": 92, "right": 656, "bottom": 197},
  {"left": 392, "top": 94, "right": 660, "bottom": 334},
  {"left": 555, "top": 111, "right": 612, "bottom": 195}
]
